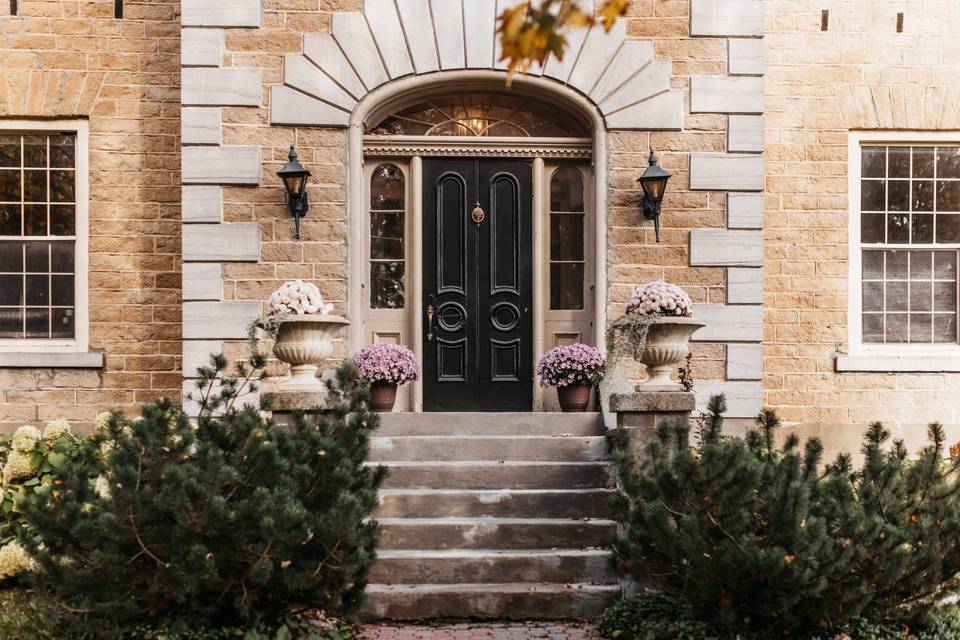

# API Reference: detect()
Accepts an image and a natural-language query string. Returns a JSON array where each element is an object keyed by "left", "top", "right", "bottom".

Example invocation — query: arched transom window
[{"left": 367, "top": 93, "right": 590, "bottom": 138}]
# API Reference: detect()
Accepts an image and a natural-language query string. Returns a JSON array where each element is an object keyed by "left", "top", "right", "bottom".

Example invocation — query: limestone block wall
[
  {"left": 0, "top": 0, "right": 181, "bottom": 431},
  {"left": 765, "top": 0, "right": 960, "bottom": 445}
]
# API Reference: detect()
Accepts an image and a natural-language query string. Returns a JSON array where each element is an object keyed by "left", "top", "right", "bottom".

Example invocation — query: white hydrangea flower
[
  {"left": 2, "top": 451, "right": 37, "bottom": 484},
  {"left": 11, "top": 426, "right": 41, "bottom": 453},
  {"left": 0, "top": 542, "right": 34, "bottom": 581},
  {"left": 42, "top": 419, "right": 71, "bottom": 442},
  {"left": 267, "top": 280, "right": 334, "bottom": 317},
  {"left": 94, "top": 474, "right": 111, "bottom": 500},
  {"left": 94, "top": 412, "right": 112, "bottom": 433}
]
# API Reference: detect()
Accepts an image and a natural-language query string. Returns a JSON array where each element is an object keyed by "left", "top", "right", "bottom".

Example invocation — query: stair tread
[
  {"left": 376, "top": 549, "right": 611, "bottom": 558},
  {"left": 366, "top": 583, "right": 619, "bottom": 593}
]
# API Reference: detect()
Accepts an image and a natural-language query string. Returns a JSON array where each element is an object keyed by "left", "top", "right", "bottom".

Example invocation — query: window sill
[
  {"left": 0, "top": 351, "right": 104, "bottom": 369},
  {"left": 836, "top": 355, "right": 960, "bottom": 373}
]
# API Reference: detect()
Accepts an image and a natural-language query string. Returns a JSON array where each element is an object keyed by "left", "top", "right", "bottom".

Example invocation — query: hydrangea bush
[
  {"left": 267, "top": 279, "right": 333, "bottom": 317},
  {"left": 536, "top": 344, "right": 606, "bottom": 388},
  {"left": 0, "top": 420, "right": 86, "bottom": 583},
  {"left": 626, "top": 279, "right": 693, "bottom": 317},
  {"left": 353, "top": 343, "right": 420, "bottom": 385}
]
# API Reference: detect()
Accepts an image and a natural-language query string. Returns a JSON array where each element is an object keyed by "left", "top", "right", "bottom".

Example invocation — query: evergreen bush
[
  {"left": 609, "top": 397, "right": 960, "bottom": 637},
  {"left": 15, "top": 356, "right": 386, "bottom": 634}
]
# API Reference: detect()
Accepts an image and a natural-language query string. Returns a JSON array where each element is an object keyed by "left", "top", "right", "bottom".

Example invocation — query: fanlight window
[{"left": 368, "top": 93, "right": 589, "bottom": 138}]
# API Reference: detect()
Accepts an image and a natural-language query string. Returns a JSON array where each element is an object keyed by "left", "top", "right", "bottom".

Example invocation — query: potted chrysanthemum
[
  {"left": 609, "top": 280, "right": 703, "bottom": 390},
  {"left": 536, "top": 344, "right": 606, "bottom": 412},
  {"left": 353, "top": 343, "right": 420, "bottom": 412},
  {"left": 255, "top": 280, "right": 349, "bottom": 391}
]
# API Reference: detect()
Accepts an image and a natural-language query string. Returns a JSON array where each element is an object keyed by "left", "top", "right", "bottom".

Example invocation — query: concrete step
[
  {"left": 377, "top": 412, "right": 603, "bottom": 437},
  {"left": 378, "top": 517, "right": 617, "bottom": 550},
  {"left": 370, "top": 549, "right": 616, "bottom": 585},
  {"left": 380, "top": 461, "right": 614, "bottom": 490},
  {"left": 370, "top": 435, "right": 609, "bottom": 462},
  {"left": 362, "top": 583, "right": 621, "bottom": 620},
  {"left": 377, "top": 488, "right": 614, "bottom": 519}
]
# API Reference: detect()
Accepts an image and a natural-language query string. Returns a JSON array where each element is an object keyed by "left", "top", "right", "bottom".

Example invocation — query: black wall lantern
[
  {"left": 277, "top": 145, "right": 311, "bottom": 239},
  {"left": 637, "top": 149, "right": 672, "bottom": 243}
]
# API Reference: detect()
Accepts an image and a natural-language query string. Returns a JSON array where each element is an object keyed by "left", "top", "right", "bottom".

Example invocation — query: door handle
[{"left": 426, "top": 296, "right": 435, "bottom": 342}]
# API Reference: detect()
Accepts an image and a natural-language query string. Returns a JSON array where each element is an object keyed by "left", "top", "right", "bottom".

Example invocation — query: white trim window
[
  {"left": 845, "top": 132, "right": 960, "bottom": 371},
  {"left": 0, "top": 120, "right": 89, "bottom": 354}
]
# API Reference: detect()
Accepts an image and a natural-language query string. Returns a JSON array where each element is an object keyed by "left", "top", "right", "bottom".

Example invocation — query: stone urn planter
[
  {"left": 638, "top": 316, "right": 704, "bottom": 391},
  {"left": 272, "top": 315, "right": 349, "bottom": 391}
]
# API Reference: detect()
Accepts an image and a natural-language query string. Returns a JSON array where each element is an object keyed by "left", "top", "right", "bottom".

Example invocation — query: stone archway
[{"left": 269, "top": 1, "right": 683, "bottom": 131}]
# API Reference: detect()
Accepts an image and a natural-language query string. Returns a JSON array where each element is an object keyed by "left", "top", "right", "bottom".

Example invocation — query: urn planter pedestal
[
  {"left": 638, "top": 316, "right": 704, "bottom": 391},
  {"left": 272, "top": 315, "right": 349, "bottom": 392}
]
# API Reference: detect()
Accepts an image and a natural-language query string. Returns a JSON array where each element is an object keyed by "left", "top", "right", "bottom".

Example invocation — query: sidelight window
[
  {"left": 369, "top": 163, "right": 406, "bottom": 309},
  {"left": 0, "top": 129, "right": 82, "bottom": 343},
  {"left": 549, "top": 167, "right": 585, "bottom": 310}
]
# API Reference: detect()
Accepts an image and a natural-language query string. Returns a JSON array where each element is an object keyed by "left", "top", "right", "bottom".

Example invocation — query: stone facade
[
  {"left": 765, "top": 0, "right": 960, "bottom": 451},
  {"left": 0, "top": 0, "right": 957, "bottom": 455},
  {"left": 0, "top": 0, "right": 181, "bottom": 431}
]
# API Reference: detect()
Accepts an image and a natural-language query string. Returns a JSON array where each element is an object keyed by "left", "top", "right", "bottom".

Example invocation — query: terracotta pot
[
  {"left": 272, "top": 315, "right": 349, "bottom": 391},
  {"left": 369, "top": 381, "right": 398, "bottom": 412},
  {"left": 557, "top": 384, "right": 593, "bottom": 412},
  {"left": 639, "top": 316, "right": 705, "bottom": 391}
]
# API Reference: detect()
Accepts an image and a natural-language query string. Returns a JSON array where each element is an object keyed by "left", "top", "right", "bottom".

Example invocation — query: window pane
[
  {"left": 860, "top": 181, "right": 885, "bottom": 211},
  {"left": 0, "top": 241, "right": 23, "bottom": 272},
  {"left": 938, "top": 215, "right": 960, "bottom": 243},
  {"left": 861, "top": 147, "right": 886, "bottom": 178},
  {"left": 24, "top": 205, "right": 46, "bottom": 236},
  {"left": 25, "top": 242, "right": 48, "bottom": 272},
  {"left": 0, "top": 204, "right": 20, "bottom": 235},
  {"left": 50, "top": 205, "right": 74, "bottom": 236},
  {"left": 24, "top": 307, "right": 48, "bottom": 338},
  {"left": 885, "top": 281, "right": 908, "bottom": 311},
  {"left": 887, "top": 214, "right": 909, "bottom": 243},
  {"left": 861, "top": 214, "right": 885, "bottom": 243},
  {"left": 913, "top": 214, "right": 933, "bottom": 243},
  {"left": 550, "top": 167, "right": 584, "bottom": 212},
  {"left": 910, "top": 314, "right": 932, "bottom": 342},
  {"left": 370, "top": 164, "right": 405, "bottom": 210},
  {"left": 49, "top": 134, "right": 75, "bottom": 169},
  {"left": 50, "top": 242, "right": 74, "bottom": 273},
  {"left": 910, "top": 251, "right": 932, "bottom": 279},
  {"left": 0, "top": 308, "right": 22, "bottom": 338},
  {"left": 550, "top": 263, "right": 584, "bottom": 310},
  {"left": 0, "top": 275, "right": 22, "bottom": 305},
  {"left": 22, "top": 136, "right": 46, "bottom": 168},
  {"left": 25, "top": 274, "right": 48, "bottom": 305},
  {"left": 0, "top": 170, "right": 21, "bottom": 201},
  {"left": 938, "top": 147, "right": 960, "bottom": 179},
  {"left": 863, "top": 251, "right": 884, "bottom": 278},
  {"left": 888, "top": 180, "right": 909, "bottom": 211},
  {"left": 889, "top": 147, "right": 910, "bottom": 178},
  {"left": 935, "top": 314, "right": 958, "bottom": 343},
  {"left": 370, "top": 212, "right": 404, "bottom": 260},
  {"left": 913, "top": 147, "right": 935, "bottom": 178},
  {"left": 370, "top": 261, "right": 405, "bottom": 309},
  {"left": 0, "top": 135, "right": 20, "bottom": 168},
  {"left": 51, "top": 274, "right": 73, "bottom": 306},
  {"left": 886, "top": 313, "right": 908, "bottom": 341},
  {"left": 862, "top": 313, "right": 884, "bottom": 343},
  {"left": 910, "top": 281, "right": 932, "bottom": 311},
  {"left": 51, "top": 307, "right": 74, "bottom": 338},
  {"left": 862, "top": 281, "right": 884, "bottom": 312},
  {"left": 886, "top": 251, "right": 908, "bottom": 278},
  {"left": 934, "top": 281, "right": 956, "bottom": 311},
  {"left": 935, "top": 251, "right": 957, "bottom": 278},
  {"left": 938, "top": 181, "right": 960, "bottom": 212},
  {"left": 23, "top": 170, "right": 46, "bottom": 202},
  {"left": 550, "top": 214, "right": 584, "bottom": 261},
  {"left": 50, "top": 170, "right": 74, "bottom": 203},
  {"left": 913, "top": 181, "right": 934, "bottom": 211}
]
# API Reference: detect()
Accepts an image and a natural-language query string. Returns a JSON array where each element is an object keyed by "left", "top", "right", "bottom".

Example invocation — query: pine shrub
[
  {"left": 609, "top": 397, "right": 960, "bottom": 637},
  {"left": 15, "top": 356, "right": 386, "bottom": 633}
]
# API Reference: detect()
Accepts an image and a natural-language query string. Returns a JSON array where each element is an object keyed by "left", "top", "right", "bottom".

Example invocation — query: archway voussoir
[{"left": 270, "top": 86, "right": 350, "bottom": 127}]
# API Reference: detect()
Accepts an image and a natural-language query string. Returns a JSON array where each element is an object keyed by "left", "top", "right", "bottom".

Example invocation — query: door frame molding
[{"left": 349, "top": 71, "right": 609, "bottom": 411}]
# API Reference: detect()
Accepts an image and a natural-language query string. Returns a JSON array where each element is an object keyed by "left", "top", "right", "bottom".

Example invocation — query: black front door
[{"left": 423, "top": 158, "right": 533, "bottom": 412}]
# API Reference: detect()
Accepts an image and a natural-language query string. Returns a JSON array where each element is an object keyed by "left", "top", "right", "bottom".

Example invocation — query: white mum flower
[
  {"left": 11, "top": 426, "right": 41, "bottom": 453},
  {"left": 95, "top": 412, "right": 113, "bottom": 433},
  {"left": 94, "top": 475, "right": 111, "bottom": 499},
  {"left": 2, "top": 451, "right": 37, "bottom": 484}
]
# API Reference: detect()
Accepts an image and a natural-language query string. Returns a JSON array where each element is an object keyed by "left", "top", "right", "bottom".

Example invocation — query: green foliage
[
  {"left": 597, "top": 592, "right": 960, "bottom": 640},
  {"left": 15, "top": 356, "right": 386, "bottom": 633},
  {"left": 610, "top": 397, "right": 960, "bottom": 637}
]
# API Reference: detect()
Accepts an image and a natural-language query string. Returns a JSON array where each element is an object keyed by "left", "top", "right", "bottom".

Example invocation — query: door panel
[{"left": 423, "top": 159, "right": 533, "bottom": 411}]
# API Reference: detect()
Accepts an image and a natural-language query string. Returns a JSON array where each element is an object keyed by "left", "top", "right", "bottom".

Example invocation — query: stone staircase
[{"left": 363, "top": 412, "right": 621, "bottom": 620}]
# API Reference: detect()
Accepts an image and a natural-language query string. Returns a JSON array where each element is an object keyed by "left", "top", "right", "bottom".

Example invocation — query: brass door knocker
[{"left": 471, "top": 201, "right": 485, "bottom": 224}]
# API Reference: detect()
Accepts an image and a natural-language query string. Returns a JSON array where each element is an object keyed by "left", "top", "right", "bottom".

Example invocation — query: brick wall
[
  {"left": 0, "top": 0, "right": 181, "bottom": 431},
  {"left": 765, "top": 0, "right": 960, "bottom": 448}
]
